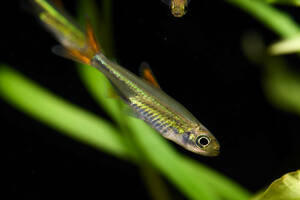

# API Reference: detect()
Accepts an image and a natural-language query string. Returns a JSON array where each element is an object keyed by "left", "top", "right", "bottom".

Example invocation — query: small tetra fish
[
  {"left": 161, "top": 0, "right": 191, "bottom": 17},
  {"left": 32, "top": 0, "right": 220, "bottom": 156}
]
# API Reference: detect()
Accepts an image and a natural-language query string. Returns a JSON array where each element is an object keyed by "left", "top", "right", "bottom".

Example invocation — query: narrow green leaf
[
  {"left": 265, "top": 0, "right": 300, "bottom": 6},
  {"left": 183, "top": 158, "right": 251, "bottom": 200},
  {"left": 251, "top": 170, "right": 300, "bottom": 200},
  {"left": 77, "top": 0, "right": 123, "bottom": 124},
  {"left": 227, "top": 0, "right": 300, "bottom": 38},
  {"left": 269, "top": 35, "right": 300, "bottom": 55},
  {"left": 0, "top": 65, "right": 128, "bottom": 159},
  {"left": 140, "top": 165, "right": 172, "bottom": 200},
  {"left": 76, "top": 0, "right": 139, "bottom": 156},
  {"left": 78, "top": 66, "right": 125, "bottom": 125}
]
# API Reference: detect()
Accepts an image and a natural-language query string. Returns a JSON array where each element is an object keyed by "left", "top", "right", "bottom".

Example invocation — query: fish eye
[{"left": 196, "top": 135, "right": 211, "bottom": 148}]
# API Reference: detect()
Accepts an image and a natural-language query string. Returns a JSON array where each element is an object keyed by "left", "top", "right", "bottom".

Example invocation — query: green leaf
[
  {"left": 264, "top": 0, "right": 300, "bottom": 6},
  {"left": 269, "top": 35, "right": 300, "bottom": 55},
  {"left": 76, "top": 0, "right": 123, "bottom": 125},
  {"left": 227, "top": 0, "right": 300, "bottom": 38},
  {"left": 78, "top": 65, "right": 125, "bottom": 125},
  {"left": 0, "top": 65, "right": 128, "bottom": 159},
  {"left": 182, "top": 158, "right": 251, "bottom": 200},
  {"left": 140, "top": 165, "right": 173, "bottom": 200},
  {"left": 251, "top": 170, "right": 300, "bottom": 200}
]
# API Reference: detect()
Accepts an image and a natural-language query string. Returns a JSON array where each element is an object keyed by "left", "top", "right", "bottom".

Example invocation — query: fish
[
  {"left": 32, "top": 0, "right": 220, "bottom": 156},
  {"left": 161, "top": 0, "right": 191, "bottom": 17}
]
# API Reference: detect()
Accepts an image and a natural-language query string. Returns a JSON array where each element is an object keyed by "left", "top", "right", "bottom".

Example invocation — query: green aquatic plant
[{"left": 1, "top": 0, "right": 300, "bottom": 199}]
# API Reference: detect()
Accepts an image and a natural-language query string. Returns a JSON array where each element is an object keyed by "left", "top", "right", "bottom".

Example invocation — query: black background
[{"left": 2, "top": 0, "right": 300, "bottom": 199}]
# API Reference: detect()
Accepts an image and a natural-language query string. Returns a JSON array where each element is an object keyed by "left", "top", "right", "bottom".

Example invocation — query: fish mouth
[
  {"left": 206, "top": 143, "right": 220, "bottom": 157},
  {"left": 171, "top": 9, "right": 185, "bottom": 17},
  {"left": 208, "top": 149, "right": 220, "bottom": 157},
  {"left": 192, "top": 145, "right": 220, "bottom": 157}
]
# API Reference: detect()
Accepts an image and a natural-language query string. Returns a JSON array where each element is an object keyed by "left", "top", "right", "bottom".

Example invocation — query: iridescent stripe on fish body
[
  {"left": 92, "top": 54, "right": 192, "bottom": 136},
  {"left": 130, "top": 96, "right": 192, "bottom": 136}
]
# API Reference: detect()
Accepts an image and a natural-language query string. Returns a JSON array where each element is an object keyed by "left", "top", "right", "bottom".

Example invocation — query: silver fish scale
[{"left": 130, "top": 101, "right": 177, "bottom": 135}]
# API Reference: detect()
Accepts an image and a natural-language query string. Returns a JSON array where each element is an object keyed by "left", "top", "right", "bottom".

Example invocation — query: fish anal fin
[{"left": 140, "top": 62, "right": 161, "bottom": 89}]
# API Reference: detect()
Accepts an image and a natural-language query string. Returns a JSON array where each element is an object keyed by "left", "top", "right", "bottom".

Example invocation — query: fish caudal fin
[
  {"left": 32, "top": 0, "right": 101, "bottom": 65},
  {"left": 53, "top": 21, "right": 101, "bottom": 65}
]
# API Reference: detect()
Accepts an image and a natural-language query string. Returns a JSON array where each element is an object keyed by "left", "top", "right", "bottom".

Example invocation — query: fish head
[
  {"left": 170, "top": 0, "right": 188, "bottom": 17},
  {"left": 181, "top": 126, "right": 220, "bottom": 156}
]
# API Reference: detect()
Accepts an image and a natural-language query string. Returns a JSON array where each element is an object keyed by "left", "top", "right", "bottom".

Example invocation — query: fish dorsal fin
[{"left": 139, "top": 62, "right": 161, "bottom": 89}]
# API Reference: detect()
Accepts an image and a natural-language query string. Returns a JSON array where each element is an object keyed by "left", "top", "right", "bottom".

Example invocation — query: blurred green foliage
[
  {"left": 264, "top": 0, "right": 300, "bottom": 6},
  {"left": 228, "top": 0, "right": 300, "bottom": 38},
  {"left": 1, "top": 0, "right": 300, "bottom": 199}
]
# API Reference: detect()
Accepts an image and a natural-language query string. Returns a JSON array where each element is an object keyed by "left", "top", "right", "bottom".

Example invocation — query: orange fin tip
[
  {"left": 140, "top": 62, "right": 161, "bottom": 88},
  {"left": 86, "top": 20, "right": 100, "bottom": 53},
  {"left": 52, "top": 45, "right": 91, "bottom": 65},
  {"left": 51, "top": 20, "right": 102, "bottom": 65}
]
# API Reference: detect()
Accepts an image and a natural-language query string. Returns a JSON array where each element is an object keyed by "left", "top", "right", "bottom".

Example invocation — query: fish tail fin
[
  {"left": 32, "top": 0, "right": 102, "bottom": 65},
  {"left": 52, "top": 20, "right": 101, "bottom": 65}
]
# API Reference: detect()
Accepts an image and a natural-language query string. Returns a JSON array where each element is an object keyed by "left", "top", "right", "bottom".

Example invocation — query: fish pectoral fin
[
  {"left": 139, "top": 62, "right": 161, "bottom": 89},
  {"left": 106, "top": 82, "right": 131, "bottom": 103},
  {"left": 123, "top": 105, "right": 139, "bottom": 118},
  {"left": 107, "top": 86, "right": 119, "bottom": 99}
]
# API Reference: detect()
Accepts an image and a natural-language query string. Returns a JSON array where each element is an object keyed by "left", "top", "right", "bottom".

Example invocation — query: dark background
[{"left": 2, "top": 0, "right": 300, "bottom": 199}]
